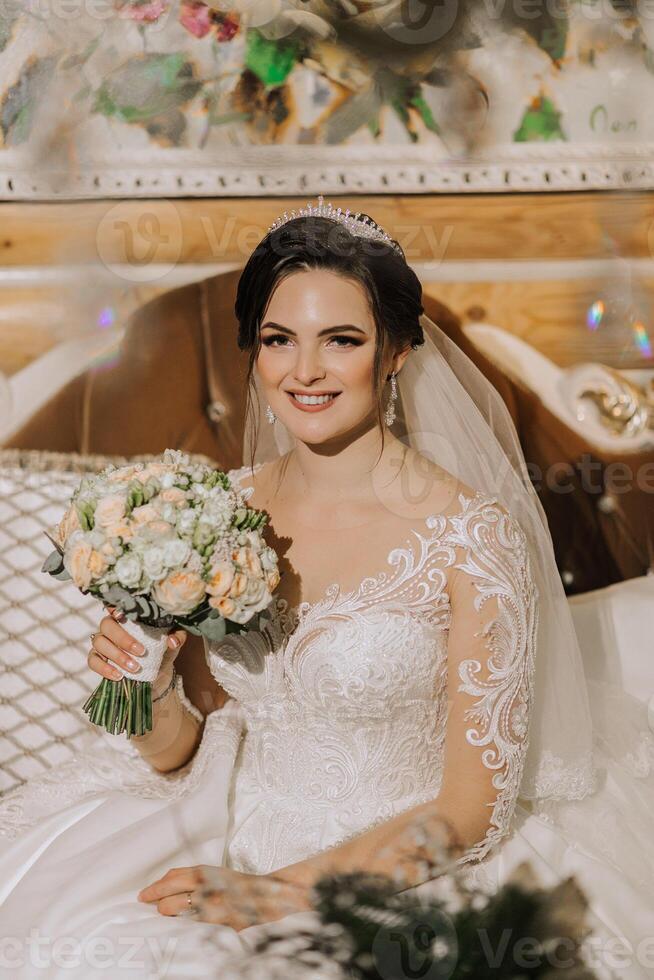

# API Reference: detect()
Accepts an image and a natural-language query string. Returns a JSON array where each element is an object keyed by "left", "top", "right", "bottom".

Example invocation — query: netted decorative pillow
[{"left": 0, "top": 448, "right": 221, "bottom": 795}]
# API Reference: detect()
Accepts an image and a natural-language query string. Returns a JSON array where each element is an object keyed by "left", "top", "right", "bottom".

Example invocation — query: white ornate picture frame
[{"left": 1, "top": 2, "right": 653, "bottom": 198}]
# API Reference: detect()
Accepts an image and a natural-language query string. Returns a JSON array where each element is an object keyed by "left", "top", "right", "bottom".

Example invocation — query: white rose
[
  {"left": 162, "top": 538, "right": 191, "bottom": 568},
  {"left": 260, "top": 546, "right": 278, "bottom": 572},
  {"left": 158, "top": 502, "right": 178, "bottom": 525},
  {"left": 87, "top": 528, "right": 107, "bottom": 549},
  {"left": 177, "top": 508, "right": 197, "bottom": 536},
  {"left": 243, "top": 576, "right": 267, "bottom": 606},
  {"left": 115, "top": 554, "right": 142, "bottom": 589},
  {"left": 142, "top": 545, "right": 166, "bottom": 581}
]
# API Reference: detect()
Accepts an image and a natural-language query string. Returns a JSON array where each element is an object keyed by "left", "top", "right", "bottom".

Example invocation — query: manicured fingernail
[
  {"left": 169, "top": 636, "right": 180, "bottom": 648},
  {"left": 127, "top": 659, "right": 140, "bottom": 672},
  {"left": 132, "top": 642, "right": 144, "bottom": 655}
]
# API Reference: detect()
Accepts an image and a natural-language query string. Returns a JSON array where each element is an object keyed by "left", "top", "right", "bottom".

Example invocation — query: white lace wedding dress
[{"left": 0, "top": 464, "right": 652, "bottom": 979}]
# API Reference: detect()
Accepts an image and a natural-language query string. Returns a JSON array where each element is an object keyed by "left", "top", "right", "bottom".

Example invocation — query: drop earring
[
  {"left": 265, "top": 405, "right": 276, "bottom": 424},
  {"left": 384, "top": 370, "right": 397, "bottom": 427}
]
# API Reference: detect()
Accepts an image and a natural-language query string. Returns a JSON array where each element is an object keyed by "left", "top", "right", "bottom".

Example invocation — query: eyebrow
[{"left": 261, "top": 321, "right": 369, "bottom": 337}]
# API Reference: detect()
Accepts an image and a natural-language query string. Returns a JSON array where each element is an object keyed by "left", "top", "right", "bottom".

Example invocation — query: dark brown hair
[{"left": 234, "top": 214, "right": 425, "bottom": 471}]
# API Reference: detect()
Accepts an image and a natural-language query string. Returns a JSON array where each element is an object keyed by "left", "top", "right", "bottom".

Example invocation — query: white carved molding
[{"left": 0, "top": 143, "right": 652, "bottom": 200}]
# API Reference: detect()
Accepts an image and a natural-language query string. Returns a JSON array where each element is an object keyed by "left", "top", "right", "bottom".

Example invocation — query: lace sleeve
[{"left": 441, "top": 496, "right": 539, "bottom": 866}]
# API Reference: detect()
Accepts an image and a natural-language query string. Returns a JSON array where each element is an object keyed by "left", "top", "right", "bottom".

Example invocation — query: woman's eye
[
  {"left": 262, "top": 334, "right": 290, "bottom": 347},
  {"left": 330, "top": 336, "right": 359, "bottom": 348},
  {"left": 262, "top": 334, "right": 359, "bottom": 348}
]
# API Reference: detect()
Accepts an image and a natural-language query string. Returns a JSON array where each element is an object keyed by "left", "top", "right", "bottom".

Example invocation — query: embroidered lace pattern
[{"left": 206, "top": 464, "right": 539, "bottom": 873}]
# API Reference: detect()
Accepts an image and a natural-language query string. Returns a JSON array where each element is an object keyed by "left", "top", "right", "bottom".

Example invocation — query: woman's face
[{"left": 256, "top": 269, "right": 394, "bottom": 447}]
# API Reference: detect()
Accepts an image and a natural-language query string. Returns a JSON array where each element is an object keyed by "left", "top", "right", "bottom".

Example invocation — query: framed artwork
[{"left": 0, "top": 0, "right": 653, "bottom": 198}]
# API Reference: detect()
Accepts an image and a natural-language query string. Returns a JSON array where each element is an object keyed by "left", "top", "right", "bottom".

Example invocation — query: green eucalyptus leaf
[
  {"left": 135, "top": 595, "right": 151, "bottom": 617},
  {"left": 197, "top": 616, "right": 227, "bottom": 642},
  {"left": 101, "top": 585, "right": 138, "bottom": 610},
  {"left": 42, "top": 550, "right": 64, "bottom": 574}
]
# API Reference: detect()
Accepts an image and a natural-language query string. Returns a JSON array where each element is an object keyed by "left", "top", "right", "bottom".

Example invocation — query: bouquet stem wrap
[{"left": 82, "top": 619, "right": 169, "bottom": 738}]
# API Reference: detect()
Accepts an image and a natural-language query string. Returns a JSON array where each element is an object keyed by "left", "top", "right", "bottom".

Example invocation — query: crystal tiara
[{"left": 266, "top": 195, "right": 404, "bottom": 257}]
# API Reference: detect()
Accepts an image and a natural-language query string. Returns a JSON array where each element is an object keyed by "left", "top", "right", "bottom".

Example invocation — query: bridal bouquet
[{"left": 41, "top": 449, "right": 279, "bottom": 737}]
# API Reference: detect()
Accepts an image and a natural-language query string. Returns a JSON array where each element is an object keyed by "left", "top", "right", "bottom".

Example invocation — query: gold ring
[{"left": 186, "top": 891, "right": 198, "bottom": 916}]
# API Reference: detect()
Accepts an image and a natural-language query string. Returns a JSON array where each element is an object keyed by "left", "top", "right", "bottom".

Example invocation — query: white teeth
[{"left": 292, "top": 393, "right": 335, "bottom": 405}]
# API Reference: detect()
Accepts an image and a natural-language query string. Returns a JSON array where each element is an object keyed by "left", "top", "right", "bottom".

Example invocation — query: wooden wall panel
[
  {"left": 0, "top": 192, "right": 652, "bottom": 376},
  {"left": 1, "top": 192, "right": 653, "bottom": 266}
]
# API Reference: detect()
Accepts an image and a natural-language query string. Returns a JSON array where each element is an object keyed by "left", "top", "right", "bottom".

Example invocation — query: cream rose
[
  {"left": 242, "top": 576, "right": 267, "bottom": 605},
  {"left": 94, "top": 495, "right": 127, "bottom": 528},
  {"left": 206, "top": 561, "right": 235, "bottom": 598},
  {"left": 153, "top": 569, "right": 206, "bottom": 615},
  {"left": 131, "top": 503, "right": 159, "bottom": 524},
  {"left": 159, "top": 487, "right": 187, "bottom": 506},
  {"left": 55, "top": 506, "right": 81, "bottom": 548},
  {"left": 88, "top": 550, "right": 108, "bottom": 578},
  {"left": 136, "top": 463, "right": 169, "bottom": 482},
  {"left": 64, "top": 540, "right": 94, "bottom": 591},
  {"left": 100, "top": 540, "right": 118, "bottom": 560},
  {"left": 208, "top": 594, "right": 236, "bottom": 617},
  {"left": 240, "top": 547, "right": 263, "bottom": 578},
  {"left": 106, "top": 521, "right": 134, "bottom": 542},
  {"left": 107, "top": 466, "right": 139, "bottom": 483},
  {"left": 146, "top": 520, "right": 174, "bottom": 536},
  {"left": 227, "top": 571, "right": 248, "bottom": 598}
]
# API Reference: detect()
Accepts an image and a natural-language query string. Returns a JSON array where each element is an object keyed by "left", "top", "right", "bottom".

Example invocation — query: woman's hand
[
  {"left": 88, "top": 607, "right": 187, "bottom": 695},
  {"left": 137, "top": 865, "right": 312, "bottom": 930}
]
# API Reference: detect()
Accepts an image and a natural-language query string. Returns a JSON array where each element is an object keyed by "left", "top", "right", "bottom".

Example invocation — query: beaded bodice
[{"left": 205, "top": 464, "right": 538, "bottom": 875}]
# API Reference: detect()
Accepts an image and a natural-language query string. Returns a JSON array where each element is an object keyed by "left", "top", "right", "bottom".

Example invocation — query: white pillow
[{"left": 0, "top": 448, "right": 218, "bottom": 795}]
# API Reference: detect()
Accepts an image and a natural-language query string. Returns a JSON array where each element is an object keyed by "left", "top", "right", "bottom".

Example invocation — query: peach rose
[
  {"left": 100, "top": 540, "right": 119, "bottom": 560},
  {"left": 88, "top": 550, "right": 108, "bottom": 578},
  {"left": 131, "top": 503, "right": 159, "bottom": 524},
  {"left": 105, "top": 521, "right": 134, "bottom": 542},
  {"left": 265, "top": 567, "right": 280, "bottom": 592},
  {"left": 144, "top": 520, "right": 174, "bottom": 536},
  {"left": 227, "top": 571, "right": 248, "bottom": 598},
  {"left": 136, "top": 463, "right": 169, "bottom": 482},
  {"left": 242, "top": 547, "right": 263, "bottom": 578},
  {"left": 206, "top": 561, "right": 235, "bottom": 598},
  {"left": 160, "top": 487, "right": 187, "bottom": 505},
  {"left": 94, "top": 495, "right": 127, "bottom": 528},
  {"left": 55, "top": 506, "right": 81, "bottom": 548},
  {"left": 107, "top": 466, "right": 140, "bottom": 483},
  {"left": 208, "top": 595, "right": 236, "bottom": 617},
  {"left": 153, "top": 569, "right": 206, "bottom": 615},
  {"left": 65, "top": 540, "right": 94, "bottom": 590}
]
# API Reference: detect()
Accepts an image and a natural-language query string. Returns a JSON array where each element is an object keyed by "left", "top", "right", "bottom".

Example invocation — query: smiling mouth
[{"left": 287, "top": 392, "right": 341, "bottom": 407}]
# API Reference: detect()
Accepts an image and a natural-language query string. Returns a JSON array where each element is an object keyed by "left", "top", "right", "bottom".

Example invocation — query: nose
[{"left": 292, "top": 344, "right": 327, "bottom": 386}]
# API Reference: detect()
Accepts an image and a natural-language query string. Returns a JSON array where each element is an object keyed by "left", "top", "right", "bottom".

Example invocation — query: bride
[{"left": 0, "top": 199, "right": 652, "bottom": 979}]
